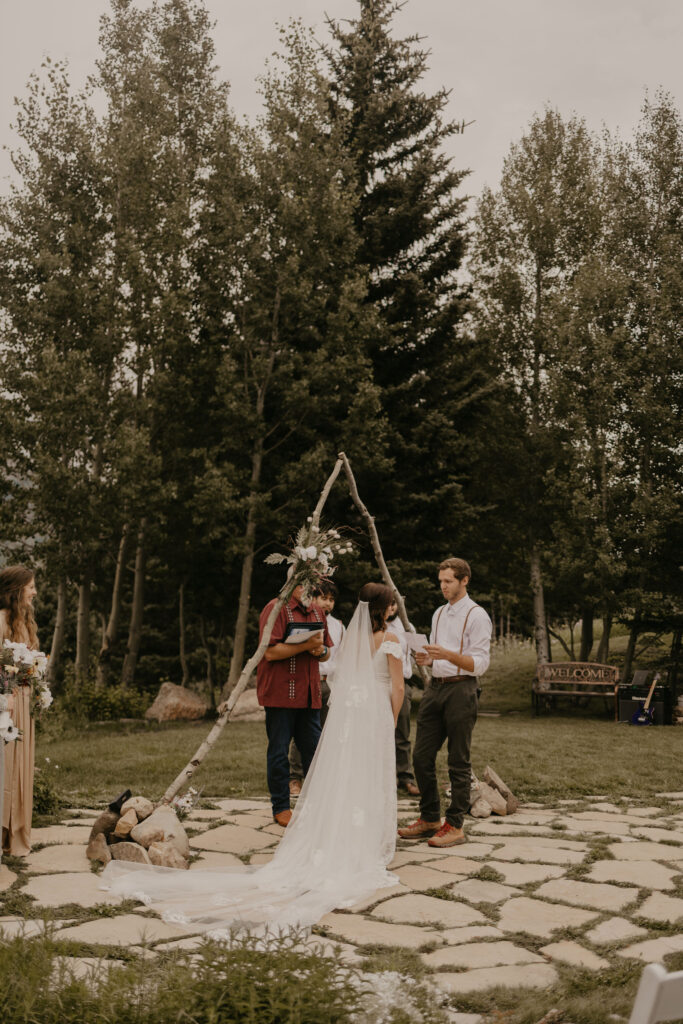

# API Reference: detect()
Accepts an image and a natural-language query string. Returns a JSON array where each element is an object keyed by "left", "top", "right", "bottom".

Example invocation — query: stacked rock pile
[
  {"left": 469, "top": 765, "right": 519, "bottom": 818},
  {"left": 86, "top": 796, "right": 190, "bottom": 870}
]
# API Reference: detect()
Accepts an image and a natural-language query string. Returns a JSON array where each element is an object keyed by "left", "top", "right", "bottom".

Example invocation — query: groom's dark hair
[{"left": 358, "top": 582, "right": 394, "bottom": 633}]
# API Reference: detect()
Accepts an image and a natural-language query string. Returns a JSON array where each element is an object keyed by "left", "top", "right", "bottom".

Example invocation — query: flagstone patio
[{"left": 2, "top": 791, "right": 683, "bottom": 1018}]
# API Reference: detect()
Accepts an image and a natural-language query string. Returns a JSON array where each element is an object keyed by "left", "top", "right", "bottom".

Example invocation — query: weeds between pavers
[{"left": 0, "top": 929, "right": 453, "bottom": 1024}]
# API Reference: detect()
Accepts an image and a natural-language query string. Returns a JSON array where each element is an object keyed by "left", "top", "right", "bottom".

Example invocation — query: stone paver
[
  {"left": 608, "top": 841, "right": 682, "bottom": 861},
  {"left": 535, "top": 878, "right": 639, "bottom": 912},
  {"left": 491, "top": 838, "right": 586, "bottom": 865},
  {"left": 423, "top": 940, "right": 543, "bottom": 970},
  {"left": 469, "top": 821, "right": 558, "bottom": 837},
  {"left": 0, "top": 864, "right": 17, "bottom": 891},
  {"left": 427, "top": 856, "right": 488, "bottom": 877},
  {"left": 319, "top": 911, "right": 441, "bottom": 949},
  {"left": 225, "top": 813, "right": 275, "bottom": 829},
  {"left": 55, "top": 913, "right": 193, "bottom": 946},
  {"left": 394, "top": 865, "right": 456, "bottom": 891},
  {"left": 24, "top": 872, "right": 125, "bottom": 908},
  {"left": 617, "top": 934, "right": 683, "bottom": 963},
  {"left": 439, "top": 924, "right": 505, "bottom": 944},
  {"left": 585, "top": 916, "right": 648, "bottom": 945},
  {"left": 187, "top": 810, "right": 227, "bottom": 821},
  {"left": 210, "top": 798, "right": 271, "bottom": 811},
  {"left": 372, "top": 893, "right": 486, "bottom": 927},
  {"left": 0, "top": 916, "right": 54, "bottom": 939},
  {"left": 24, "top": 844, "right": 92, "bottom": 874},
  {"left": 432, "top": 963, "right": 558, "bottom": 994},
  {"left": 497, "top": 897, "right": 598, "bottom": 938},
  {"left": 188, "top": 824, "right": 277, "bottom": 854},
  {"left": 346, "top": 884, "right": 409, "bottom": 912},
  {"left": 637, "top": 892, "right": 683, "bottom": 924},
  {"left": 587, "top": 859, "right": 678, "bottom": 891},
  {"left": 631, "top": 826, "right": 683, "bottom": 844},
  {"left": 53, "top": 956, "right": 123, "bottom": 982},
  {"left": 540, "top": 940, "right": 609, "bottom": 970},
  {"left": 563, "top": 817, "right": 630, "bottom": 836},
  {"left": 31, "top": 825, "right": 93, "bottom": 844},
  {"left": 11, "top": 797, "right": 683, "bottom": 997},
  {"left": 448, "top": 878, "right": 521, "bottom": 904},
  {"left": 485, "top": 861, "right": 566, "bottom": 886},
  {"left": 190, "top": 850, "right": 247, "bottom": 870}
]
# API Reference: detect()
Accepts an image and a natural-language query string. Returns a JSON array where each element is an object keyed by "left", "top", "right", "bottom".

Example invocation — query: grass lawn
[{"left": 37, "top": 628, "right": 680, "bottom": 807}]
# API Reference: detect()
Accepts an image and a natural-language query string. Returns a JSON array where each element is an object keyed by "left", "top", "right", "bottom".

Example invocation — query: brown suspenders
[{"left": 434, "top": 602, "right": 477, "bottom": 677}]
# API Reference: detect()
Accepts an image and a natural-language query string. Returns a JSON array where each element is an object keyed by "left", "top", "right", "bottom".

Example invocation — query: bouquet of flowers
[
  {"left": 265, "top": 520, "right": 354, "bottom": 598},
  {"left": 0, "top": 640, "right": 53, "bottom": 721}
]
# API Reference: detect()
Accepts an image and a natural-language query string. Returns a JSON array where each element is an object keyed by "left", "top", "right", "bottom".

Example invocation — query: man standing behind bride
[{"left": 399, "top": 557, "right": 492, "bottom": 849}]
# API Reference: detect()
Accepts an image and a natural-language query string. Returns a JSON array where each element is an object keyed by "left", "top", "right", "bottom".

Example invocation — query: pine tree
[{"left": 326, "top": 0, "right": 490, "bottom": 596}]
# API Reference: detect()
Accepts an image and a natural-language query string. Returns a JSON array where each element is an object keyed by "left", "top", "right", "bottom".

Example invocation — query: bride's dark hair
[{"left": 358, "top": 582, "right": 394, "bottom": 634}]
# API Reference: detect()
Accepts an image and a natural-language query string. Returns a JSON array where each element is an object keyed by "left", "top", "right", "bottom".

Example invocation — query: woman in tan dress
[{"left": 1, "top": 565, "right": 39, "bottom": 856}]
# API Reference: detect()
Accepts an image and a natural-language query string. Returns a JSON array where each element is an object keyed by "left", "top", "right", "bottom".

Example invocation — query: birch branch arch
[{"left": 162, "top": 451, "right": 427, "bottom": 804}]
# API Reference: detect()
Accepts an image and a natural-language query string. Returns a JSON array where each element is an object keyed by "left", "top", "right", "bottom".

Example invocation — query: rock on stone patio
[{"left": 2, "top": 794, "right": 683, "bottom": 1002}]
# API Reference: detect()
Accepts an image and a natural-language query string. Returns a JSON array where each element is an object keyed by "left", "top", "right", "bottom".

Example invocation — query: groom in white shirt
[{"left": 398, "top": 557, "right": 492, "bottom": 848}]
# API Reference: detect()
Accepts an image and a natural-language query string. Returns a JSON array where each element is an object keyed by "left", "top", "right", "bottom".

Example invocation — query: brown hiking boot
[
  {"left": 427, "top": 822, "right": 466, "bottom": 848},
  {"left": 273, "top": 809, "right": 292, "bottom": 827},
  {"left": 289, "top": 779, "right": 302, "bottom": 797},
  {"left": 397, "top": 817, "right": 442, "bottom": 839}
]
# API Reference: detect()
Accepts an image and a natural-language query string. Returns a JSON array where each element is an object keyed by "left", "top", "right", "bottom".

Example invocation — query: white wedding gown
[{"left": 101, "top": 602, "right": 400, "bottom": 935}]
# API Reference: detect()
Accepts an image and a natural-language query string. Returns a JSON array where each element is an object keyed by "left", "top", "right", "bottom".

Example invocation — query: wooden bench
[{"left": 533, "top": 662, "right": 620, "bottom": 718}]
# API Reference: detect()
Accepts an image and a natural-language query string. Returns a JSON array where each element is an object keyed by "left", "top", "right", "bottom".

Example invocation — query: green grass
[{"left": 37, "top": 626, "right": 680, "bottom": 807}]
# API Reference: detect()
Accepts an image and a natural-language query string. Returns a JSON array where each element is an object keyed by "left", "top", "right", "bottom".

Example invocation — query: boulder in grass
[
  {"left": 130, "top": 805, "right": 190, "bottom": 859},
  {"left": 86, "top": 832, "right": 112, "bottom": 864},
  {"left": 148, "top": 841, "right": 189, "bottom": 870},
  {"left": 88, "top": 810, "right": 120, "bottom": 846},
  {"left": 229, "top": 688, "right": 265, "bottom": 723},
  {"left": 111, "top": 842, "right": 151, "bottom": 865},
  {"left": 120, "top": 796, "right": 154, "bottom": 821},
  {"left": 113, "top": 808, "right": 138, "bottom": 838},
  {"left": 144, "top": 682, "right": 210, "bottom": 723}
]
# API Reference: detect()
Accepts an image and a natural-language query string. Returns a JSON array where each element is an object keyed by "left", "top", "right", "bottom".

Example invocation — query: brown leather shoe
[
  {"left": 397, "top": 817, "right": 441, "bottom": 839},
  {"left": 427, "top": 822, "right": 466, "bottom": 847},
  {"left": 398, "top": 780, "right": 420, "bottom": 796},
  {"left": 289, "top": 779, "right": 302, "bottom": 797},
  {"left": 273, "top": 810, "right": 292, "bottom": 827}
]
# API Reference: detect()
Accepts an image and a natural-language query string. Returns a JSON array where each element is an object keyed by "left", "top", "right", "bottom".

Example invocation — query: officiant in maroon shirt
[{"left": 257, "top": 584, "right": 332, "bottom": 826}]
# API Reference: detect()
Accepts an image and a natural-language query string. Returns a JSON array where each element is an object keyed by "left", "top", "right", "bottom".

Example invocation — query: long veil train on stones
[{"left": 100, "top": 601, "right": 398, "bottom": 934}]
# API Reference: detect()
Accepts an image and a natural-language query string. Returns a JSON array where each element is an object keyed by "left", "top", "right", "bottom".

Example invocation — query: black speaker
[{"left": 618, "top": 686, "right": 673, "bottom": 725}]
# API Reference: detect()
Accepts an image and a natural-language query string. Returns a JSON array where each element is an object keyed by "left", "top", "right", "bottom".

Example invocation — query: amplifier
[{"left": 617, "top": 686, "right": 673, "bottom": 725}]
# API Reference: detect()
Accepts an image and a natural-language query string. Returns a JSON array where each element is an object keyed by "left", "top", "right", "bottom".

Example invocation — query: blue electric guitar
[{"left": 630, "top": 673, "right": 661, "bottom": 726}]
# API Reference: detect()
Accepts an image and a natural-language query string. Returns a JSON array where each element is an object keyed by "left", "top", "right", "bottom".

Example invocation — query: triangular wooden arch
[{"left": 163, "top": 452, "right": 428, "bottom": 803}]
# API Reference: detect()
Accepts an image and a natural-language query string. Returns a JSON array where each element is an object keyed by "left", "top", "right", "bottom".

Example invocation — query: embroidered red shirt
[{"left": 256, "top": 596, "right": 332, "bottom": 709}]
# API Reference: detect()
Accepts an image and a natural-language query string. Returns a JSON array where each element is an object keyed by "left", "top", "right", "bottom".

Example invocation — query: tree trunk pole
[
  {"left": 47, "top": 576, "right": 67, "bottom": 687},
  {"left": 75, "top": 573, "right": 92, "bottom": 685},
  {"left": 96, "top": 523, "right": 131, "bottom": 688},
  {"left": 530, "top": 545, "right": 549, "bottom": 665},
  {"left": 121, "top": 519, "right": 147, "bottom": 688},
  {"left": 338, "top": 451, "right": 430, "bottom": 688},
  {"left": 179, "top": 582, "right": 189, "bottom": 686},
  {"left": 161, "top": 458, "right": 344, "bottom": 805}
]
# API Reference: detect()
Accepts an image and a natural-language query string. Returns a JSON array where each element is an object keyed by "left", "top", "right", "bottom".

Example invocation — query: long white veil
[{"left": 100, "top": 601, "right": 398, "bottom": 935}]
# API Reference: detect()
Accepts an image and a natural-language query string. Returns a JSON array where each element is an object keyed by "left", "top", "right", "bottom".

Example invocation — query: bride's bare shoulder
[{"left": 384, "top": 631, "right": 399, "bottom": 645}]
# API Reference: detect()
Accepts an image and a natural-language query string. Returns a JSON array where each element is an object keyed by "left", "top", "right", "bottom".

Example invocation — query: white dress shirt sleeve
[{"left": 468, "top": 607, "right": 492, "bottom": 677}]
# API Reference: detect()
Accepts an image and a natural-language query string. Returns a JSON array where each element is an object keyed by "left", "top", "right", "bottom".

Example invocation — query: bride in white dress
[{"left": 101, "top": 582, "right": 405, "bottom": 935}]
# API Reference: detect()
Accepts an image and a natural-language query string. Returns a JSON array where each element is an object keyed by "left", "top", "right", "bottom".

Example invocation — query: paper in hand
[
  {"left": 406, "top": 632, "right": 429, "bottom": 652},
  {"left": 284, "top": 625, "right": 324, "bottom": 645}
]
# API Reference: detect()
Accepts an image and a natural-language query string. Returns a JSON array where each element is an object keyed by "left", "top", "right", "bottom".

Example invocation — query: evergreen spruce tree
[{"left": 326, "top": 1, "right": 492, "bottom": 600}]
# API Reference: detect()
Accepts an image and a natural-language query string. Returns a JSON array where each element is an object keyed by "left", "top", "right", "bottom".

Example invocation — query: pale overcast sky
[{"left": 1, "top": 0, "right": 681, "bottom": 201}]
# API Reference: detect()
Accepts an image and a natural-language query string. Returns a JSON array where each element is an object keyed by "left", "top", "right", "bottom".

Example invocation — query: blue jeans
[{"left": 265, "top": 707, "right": 321, "bottom": 815}]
